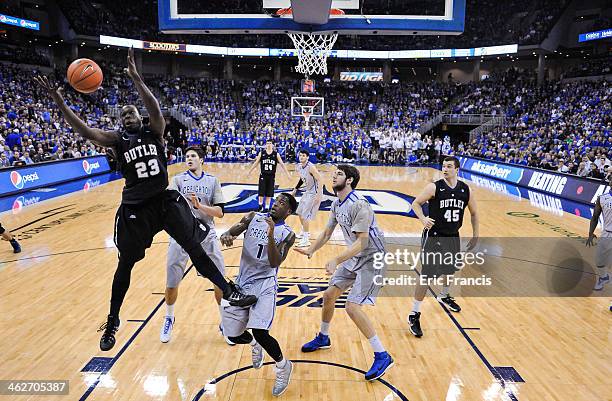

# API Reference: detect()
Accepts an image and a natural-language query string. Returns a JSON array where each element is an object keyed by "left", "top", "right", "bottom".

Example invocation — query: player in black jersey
[
  {"left": 247, "top": 140, "right": 291, "bottom": 212},
  {"left": 34, "top": 48, "right": 257, "bottom": 352},
  {"left": 408, "top": 156, "right": 479, "bottom": 337}
]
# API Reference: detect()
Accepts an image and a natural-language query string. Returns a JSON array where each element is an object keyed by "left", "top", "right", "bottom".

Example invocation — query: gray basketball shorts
[
  {"left": 596, "top": 236, "right": 612, "bottom": 267},
  {"left": 329, "top": 254, "right": 386, "bottom": 306},
  {"left": 296, "top": 192, "right": 321, "bottom": 221},
  {"left": 221, "top": 277, "right": 277, "bottom": 337},
  {"left": 166, "top": 234, "right": 226, "bottom": 288}
]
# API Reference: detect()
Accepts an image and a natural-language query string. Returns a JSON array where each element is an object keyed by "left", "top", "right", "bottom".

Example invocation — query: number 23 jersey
[{"left": 115, "top": 126, "right": 169, "bottom": 204}]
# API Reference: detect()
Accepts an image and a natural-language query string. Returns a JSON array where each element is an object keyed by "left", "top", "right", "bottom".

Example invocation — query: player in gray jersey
[
  {"left": 220, "top": 193, "right": 297, "bottom": 397},
  {"left": 160, "top": 146, "right": 229, "bottom": 344},
  {"left": 291, "top": 149, "right": 323, "bottom": 248},
  {"left": 587, "top": 171, "right": 612, "bottom": 294},
  {"left": 296, "top": 165, "right": 394, "bottom": 381}
]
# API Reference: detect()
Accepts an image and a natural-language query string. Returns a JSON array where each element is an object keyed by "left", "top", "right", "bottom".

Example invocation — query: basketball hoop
[
  {"left": 291, "top": 96, "right": 324, "bottom": 131},
  {"left": 276, "top": 8, "right": 344, "bottom": 78}
]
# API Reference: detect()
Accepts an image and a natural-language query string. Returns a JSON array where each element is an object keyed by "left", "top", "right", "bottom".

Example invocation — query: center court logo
[
  {"left": 10, "top": 170, "right": 39, "bottom": 189},
  {"left": 221, "top": 183, "right": 418, "bottom": 217},
  {"left": 82, "top": 160, "right": 101, "bottom": 174}
]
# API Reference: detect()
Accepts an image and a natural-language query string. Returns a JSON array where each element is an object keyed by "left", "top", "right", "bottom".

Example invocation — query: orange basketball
[{"left": 67, "top": 58, "right": 103, "bottom": 94}]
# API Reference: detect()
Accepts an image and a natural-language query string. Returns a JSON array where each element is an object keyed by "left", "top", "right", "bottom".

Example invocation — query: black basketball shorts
[
  {"left": 420, "top": 229, "right": 461, "bottom": 278},
  {"left": 113, "top": 189, "right": 209, "bottom": 262},
  {"left": 258, "top": 175, "right": 276, "bottom": 198}
]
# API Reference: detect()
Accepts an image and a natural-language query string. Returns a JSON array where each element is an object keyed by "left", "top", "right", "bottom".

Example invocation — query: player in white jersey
[
  {"left": 295, "top": 165, "right": 394, "bottom": 381},
  {"left": 160, "top": 146, "right": 229, "bottom": 344},
  {"left": 291, "top": 149, "right": 323, "bottom": 248},
  {"left": 587, "top": 172, "right": 612, "bottom": 293},
  {"left": 220, "top": 193, "right": 297, "bottom": 397}
]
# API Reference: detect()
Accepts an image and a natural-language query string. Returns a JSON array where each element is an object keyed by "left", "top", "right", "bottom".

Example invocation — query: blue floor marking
[{"left": 81, "top": 357, "right": 113, "bottom": 373}]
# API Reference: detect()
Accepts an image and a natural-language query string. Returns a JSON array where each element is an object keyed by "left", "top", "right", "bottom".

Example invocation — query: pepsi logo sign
[
  {"left": 82, "top": 160, "right": 101, "bottom": 174},
  {"left": 10, "top": 170, "right": 39, "bottom": 189}
]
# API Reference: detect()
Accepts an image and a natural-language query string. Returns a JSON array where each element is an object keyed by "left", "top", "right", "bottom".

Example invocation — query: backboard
[
  {"left": 158, "top": 0, "right": 465, "bottom": 35},
  {"left": 291, "top": 96, "right": 324, "bottom": 129}
]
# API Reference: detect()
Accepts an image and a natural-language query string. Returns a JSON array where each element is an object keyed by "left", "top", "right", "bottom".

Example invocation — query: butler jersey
[
  {"left": 115, "top": 126, "right": 168, "bottom": 204},
  {"left": 260, "top": 150, "right": 278, "bottom": 177},
  {"left": 236, "top": 212, "right": 293, "bottom": 286},
  {"left": 428, "top": 179, "right": 470, "bottom": 235}
]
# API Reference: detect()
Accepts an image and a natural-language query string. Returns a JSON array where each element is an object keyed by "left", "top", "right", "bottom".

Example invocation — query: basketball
[{"left": 67, "top": 58, "right": 103, "bottom": 93}]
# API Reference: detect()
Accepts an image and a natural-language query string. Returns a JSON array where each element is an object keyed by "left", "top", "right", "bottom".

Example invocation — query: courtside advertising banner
[
  {"left": 458, "top": 156, "right": 609, "bottom": 205},
  {"left": 0, "top": 156, "right": 110, "bottom": 196}
]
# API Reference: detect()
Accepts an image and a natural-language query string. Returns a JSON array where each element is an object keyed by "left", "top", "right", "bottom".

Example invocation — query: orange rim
[{"left": 276, "top": 7, "right": 345, "bottom": 16}]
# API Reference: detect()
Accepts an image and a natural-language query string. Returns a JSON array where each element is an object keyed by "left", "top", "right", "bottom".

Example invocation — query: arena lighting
[{"left": 99, "top": 35, "right": 518, "bottom": 60}]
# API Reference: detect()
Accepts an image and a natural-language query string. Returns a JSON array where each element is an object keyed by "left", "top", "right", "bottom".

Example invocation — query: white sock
[
  {"left": 368, "top": 335, "right": 385, "bottom": 353},
  {"left": 440, "top": 285, "right": 450, "bottom": 297},
  {"left": 411, "top": 300, "right": 422, "bottom": 314},
  {"left": 249, "top": 339, "right": 258, "bottom": 347},
  {"left": 275, "top": 357, "right": 288, "bottom": 368},
  {"left": 320, "top": 321, "right": 330, "bottom": 336},
  {"left": 303, "top": 232, "right": 310, "bottom": 240},
  {"left": 166, "top": 303, "right": 175, "bottom": 317},
  {"left": 218, "top": 304, "right": 224, "bottom": 326}
]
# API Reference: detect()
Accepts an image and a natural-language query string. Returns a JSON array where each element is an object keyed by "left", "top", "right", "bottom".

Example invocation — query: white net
[{"left": 288, "top": 32, "right": 338, "bottom": 77}]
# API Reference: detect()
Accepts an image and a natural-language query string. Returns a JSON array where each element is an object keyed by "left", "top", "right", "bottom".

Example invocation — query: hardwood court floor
[{"left": 0, "top": 163, "right": 610, "bottom": 401}]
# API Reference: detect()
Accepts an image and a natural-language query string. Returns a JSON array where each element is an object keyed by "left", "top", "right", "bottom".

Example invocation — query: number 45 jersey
[
  {"left": 427, "top": 179, "right": 470, "bottom": 236},
  {"left": 115, "top": 126, "right": 169, "bottom": 204}
]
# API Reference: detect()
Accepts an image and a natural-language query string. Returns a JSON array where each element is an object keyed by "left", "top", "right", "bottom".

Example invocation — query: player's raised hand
[
  {"left": 264, "top": 216, "right": 275, "bottom": 236},
  {"left": 420, "top": 217, "right": 435, "bottom": 230},
  {"left": 190, "top": 193, "right": 201, "bottom": 209},
  {"left": 125, "top": 47, "right": 139, "bottom": 80},
  {"left": 220, "top": 231, "right": 235, "bottom": 247},
  {"left": 33, "top": 75, "right": 63, "bottom": 101},
  {"left": 586, "top": 233, "right": 597, "bottom": 247}
]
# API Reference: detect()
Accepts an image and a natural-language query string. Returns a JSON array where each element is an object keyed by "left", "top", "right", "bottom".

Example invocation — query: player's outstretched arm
[
  {"left": 587, "top": 198, "right": 602, "bottom": 247},
  {"left": 33, "top": 75, "right": 118, "bottom": 147},
  {"left": 220, "top": 211, "right": 256, "bottom": 247},
  {"left": 294, "top": 222, "right": 334, "bottom": 258},
  {"left": 125, "top": 47, "right": 165, "bottom": 138}
]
